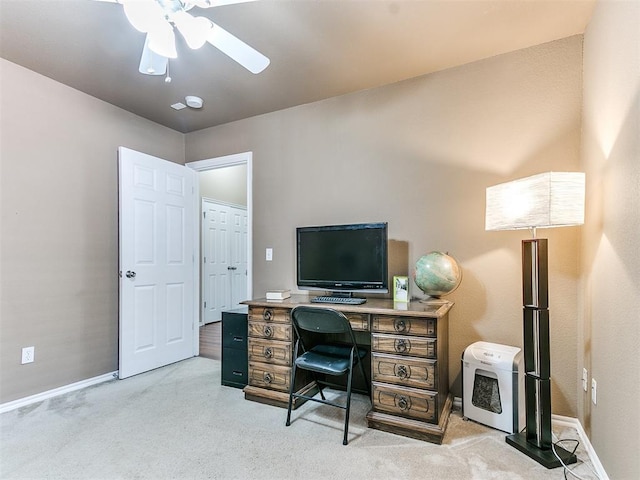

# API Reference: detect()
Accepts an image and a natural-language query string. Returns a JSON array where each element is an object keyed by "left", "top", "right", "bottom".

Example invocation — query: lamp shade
[{"left": 485, "top": 172, "right": 585, "bottom": 231}]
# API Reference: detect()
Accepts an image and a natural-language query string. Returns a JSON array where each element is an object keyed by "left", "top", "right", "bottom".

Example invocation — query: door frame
[{"left": 186, "top": 151, "right": 253, "bottom": 331}]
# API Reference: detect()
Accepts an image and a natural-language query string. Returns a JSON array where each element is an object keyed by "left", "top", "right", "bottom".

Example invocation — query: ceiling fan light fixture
[
  {"left": 173, "top": 12, "right": 212, "bottom": 50},
  {"left": 122, "top": 0, "right": 164, "bottom": 33},
  {"left": 118, "top": 0, "right": 269, "bottom": 76},
  {"left": 148, "top": 23, "right": 178, "bottom": 59}
]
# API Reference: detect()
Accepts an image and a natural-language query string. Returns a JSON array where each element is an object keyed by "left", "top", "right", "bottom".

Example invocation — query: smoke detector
[{"left": 185, "top": 96, "right": 203, "bottom": 109}]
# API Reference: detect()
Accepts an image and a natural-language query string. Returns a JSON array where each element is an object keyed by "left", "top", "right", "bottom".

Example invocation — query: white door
[
  {"left": 229, "top": 208, "right": 248, "bottom": 307},
  {"left": 202, "top": 199, "right": 248, "bottom": 323},
  {"left": 118, "top": 147, "right": 196, "bottom": 379}
]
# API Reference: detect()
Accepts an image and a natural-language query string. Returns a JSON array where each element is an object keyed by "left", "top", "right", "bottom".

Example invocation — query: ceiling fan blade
[
  {"left": 206, "top": 22, "right": 269, "bottom": 74},
  {"left": 139, "top": 34, "right": 168, "bottom": 75},
  {"left": 189, "top": 0, "right": 258, "bottom": 8}
]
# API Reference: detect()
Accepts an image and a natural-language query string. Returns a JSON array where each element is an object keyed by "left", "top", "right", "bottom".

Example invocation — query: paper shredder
[{"left": 462, "top": 341, "right": 524, "bottom": 434}]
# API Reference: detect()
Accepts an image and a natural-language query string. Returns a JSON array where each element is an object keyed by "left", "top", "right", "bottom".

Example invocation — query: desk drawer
[
  {"left": 372, "top": 382, "right": 437, "bottom": 423},
  {"left": 248, "top": 362, "right": 291, "bottom": 392},
  {"left": 372, "top": 315, "right": 436, "bottom": 337},
  {"left": 248, "top": 321, "right": 292, "bottom": 341},
  {"left": 372, "top": 353, "right": 437, "bottom": 390},
  {"left": 248, "top": 338, "right": 291, "bottom": 366},
  {"left": 249, "top": 306, "right": 290, "bottom": 324},
  {"left": 372, "top": 333, "right": 436, "bottom": 358},
  {"left": 346, "top": 313, "right": 369, "bottom": 332}
]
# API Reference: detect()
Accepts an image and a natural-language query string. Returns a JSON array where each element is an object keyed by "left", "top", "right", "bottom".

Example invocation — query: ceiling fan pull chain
[{"left": 165, "top": 60, "right": 172, "bottom": 83}]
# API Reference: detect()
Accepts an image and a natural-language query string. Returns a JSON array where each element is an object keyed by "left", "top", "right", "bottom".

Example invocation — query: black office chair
[{"left": 285, "top": 306, "right": 370, "bottom": 445}]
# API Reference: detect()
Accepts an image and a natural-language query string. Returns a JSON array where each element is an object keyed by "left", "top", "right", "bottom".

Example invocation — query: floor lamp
[{"left": 485, "top": 172, "right": 585, "bottom": 469}]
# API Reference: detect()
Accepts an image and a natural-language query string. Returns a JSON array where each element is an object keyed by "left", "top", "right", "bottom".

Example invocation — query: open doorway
[{"left": 187, "top": 152, "right": 253, "bottom": 326}]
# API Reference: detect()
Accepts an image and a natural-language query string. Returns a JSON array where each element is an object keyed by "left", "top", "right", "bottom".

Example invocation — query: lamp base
[{"left": 506, "top": 432, "right": 577, "bottom": 469}]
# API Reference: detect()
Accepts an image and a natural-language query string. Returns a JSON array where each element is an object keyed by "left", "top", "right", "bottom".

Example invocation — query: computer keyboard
[{"left": 311, "top": 296, "right": 367, "bottom": 305}]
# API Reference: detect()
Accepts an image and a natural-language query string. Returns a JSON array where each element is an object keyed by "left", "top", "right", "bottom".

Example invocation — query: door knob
[{"left": 125, "top": 271, "right": 136, "bottom": 279}]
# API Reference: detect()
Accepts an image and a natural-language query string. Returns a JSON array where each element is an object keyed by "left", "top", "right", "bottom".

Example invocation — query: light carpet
[{"left": 0, "top": 357, "right": 598, "bottom": 479}]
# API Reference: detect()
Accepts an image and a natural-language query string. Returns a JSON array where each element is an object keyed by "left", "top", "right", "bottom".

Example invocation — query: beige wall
[
  {"left": 0, "top": 59, "right": 185, "bottom": 403},
  {"left": 2, "top": 10, "right": 637, "bottom": 475},
  {"left": 186, "top": 36, "right": 584, "bottom": 413},
  {"left": 199, "top": 164, "right": 247, "bottom": 206},
  {"left": 581, "top": 1, "right": 640, "bottom": 477}
]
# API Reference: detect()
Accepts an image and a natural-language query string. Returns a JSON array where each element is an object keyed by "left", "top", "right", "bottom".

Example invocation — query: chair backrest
[{"left": 290, "top": 306, "right": 351, "bottom": 335}]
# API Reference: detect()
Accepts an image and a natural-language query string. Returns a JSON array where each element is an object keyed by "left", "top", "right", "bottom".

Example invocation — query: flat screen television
[{"left": 296, "top": 222, "right": 389, "bottom": 295}]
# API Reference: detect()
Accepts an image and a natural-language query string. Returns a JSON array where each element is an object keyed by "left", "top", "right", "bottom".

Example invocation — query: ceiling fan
[{"left": 99, "top": 0, "right": 270, "bottom": 76}]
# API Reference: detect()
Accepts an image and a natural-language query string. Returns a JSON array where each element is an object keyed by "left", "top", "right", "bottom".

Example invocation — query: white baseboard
[
  {"left": 454, "top": 397, "right": 607, "bottom": 480},
  {"left": 552, "top": 414, "right": 609, "bottom": 480},
  {"left": 0, "top": 371, "right": 118, "bottom": 414}
]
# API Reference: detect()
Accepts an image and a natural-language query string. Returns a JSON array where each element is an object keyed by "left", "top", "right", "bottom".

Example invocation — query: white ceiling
[{"left": 0, "top": 0, "right": 596, "bottom": 133}]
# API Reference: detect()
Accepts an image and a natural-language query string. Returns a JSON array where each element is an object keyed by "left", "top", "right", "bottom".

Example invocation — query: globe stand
[{"left": 418, "top": 297, "right": 449, "bottom": 304}]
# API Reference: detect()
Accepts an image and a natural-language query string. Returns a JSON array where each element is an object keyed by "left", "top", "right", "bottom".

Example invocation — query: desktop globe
[{"left": 413, "top": 251, "right": 462, "bottom": 298}]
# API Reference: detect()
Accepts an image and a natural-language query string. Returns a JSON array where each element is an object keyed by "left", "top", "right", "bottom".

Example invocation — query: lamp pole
[{"left": 505, "top": 237, "right": 577, "bottom": 468}]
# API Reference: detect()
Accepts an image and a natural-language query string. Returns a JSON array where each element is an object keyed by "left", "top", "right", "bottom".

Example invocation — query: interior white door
[
  {"left": 118, "top": 147, "right": 196, "bottom": 379},
  {"left": 229, "top": 208, "right": 248, "bottom": 307},
  {"left": 202, "top": 200, "right": 230, "bottom": 323},
  {"left": 202, "top": 199, "right": 248, "bottom": 323}
]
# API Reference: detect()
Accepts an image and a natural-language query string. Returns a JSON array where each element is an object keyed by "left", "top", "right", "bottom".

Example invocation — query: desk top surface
[{"left": 242, "top": 294, "right": 453, "bottom": 318}]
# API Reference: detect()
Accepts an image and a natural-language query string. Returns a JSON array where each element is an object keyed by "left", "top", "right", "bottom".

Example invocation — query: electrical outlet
[
  {"left": 266, "top": 248, "right": 273, "bottom": 261},
  {"left": 21, "top": 346, "right": 35, "bottom": 364},
  {"left": 582, "top": 368, "right": 588, "bottom": 392},
  {"left": 591, "top": 378, "right": 597, "bottom": 405}
]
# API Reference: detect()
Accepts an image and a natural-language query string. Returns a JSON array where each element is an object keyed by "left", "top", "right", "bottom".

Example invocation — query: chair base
[{"left": 286, "top": 387, "right": 361, "bottom": 445}]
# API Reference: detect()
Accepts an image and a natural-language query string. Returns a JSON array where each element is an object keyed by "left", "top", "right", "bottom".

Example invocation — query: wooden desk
[{"left": 241, "top": 295, "right": 453, "bottom": 444}]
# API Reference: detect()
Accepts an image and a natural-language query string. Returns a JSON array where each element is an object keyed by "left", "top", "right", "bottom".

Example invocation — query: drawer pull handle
[
  {"left": 263, "top": 326, "right": 273, "bottom": 338},
  {"left": 263, "top": 372, "right": 273, "bottom": 384},
  {"left": 233, "top": 336, "right": 243, "bottom": 342},
  {"left": 394, "top": 339, "right": 409, "bottom": 353},
  {"left": 232, "top": 371, "right": 243, "bottom": 376},
  {"left": 263, "top": 309, "right": 273, "bottom": 321},
  {"left": 397, "top": 395, "right": 411, "bottom": 411},
  {"left": 394, "top": 319, "right": 407, "bottom": 333},
  {"left": 264, "top": 347, "right": 273, "bottom": 359},
  {"left": 396, "top": 365, "right": 409, "bottom": 379}
]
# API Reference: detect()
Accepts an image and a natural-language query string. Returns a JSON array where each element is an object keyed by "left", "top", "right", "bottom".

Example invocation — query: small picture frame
[{"left": 393, "top": 276, "right": 409, "bottom": 303}]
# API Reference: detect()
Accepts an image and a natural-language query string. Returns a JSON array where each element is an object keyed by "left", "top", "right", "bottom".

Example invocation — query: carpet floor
[{"left": 0, "top": 357, "right": 598, "bottom": 479}]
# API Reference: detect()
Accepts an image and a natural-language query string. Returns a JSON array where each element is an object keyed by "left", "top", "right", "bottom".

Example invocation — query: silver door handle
[{"left": 125, "top": 271, "right": 136, "bottom": 279}]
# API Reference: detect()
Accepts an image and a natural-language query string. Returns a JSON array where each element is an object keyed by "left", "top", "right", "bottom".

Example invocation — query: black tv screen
[{"left": 296, "top": 222, "right": 388, "bottom": 293}]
